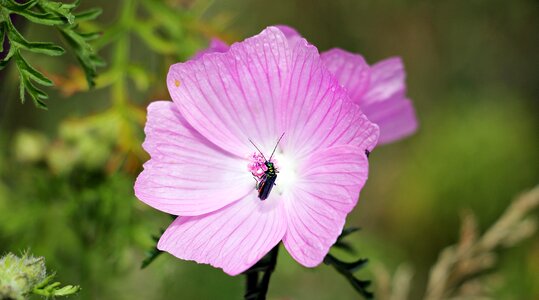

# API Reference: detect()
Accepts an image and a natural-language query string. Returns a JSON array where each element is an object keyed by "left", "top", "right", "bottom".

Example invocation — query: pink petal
[
  {"left": 282, "top": 145, "right": 369, "bottom": 267},
  {"left": 275, "top": 25, "right": 303, "bottom": 48},
  {"left": 280, "top": 40, "right": 379, "bottom": 156},
  {"left": 320, "top": 48, "right": 371, "bottom": 102},
  {"left": 167, "top": 27, "right": 291, "bottom": 157},
  {"left": 274, "top": 25, "right": 301, "bottom": 39},
  {"left": 362, "top": 57, "right": 406, "bottom": 106},
  {"left": 363, "top": 96, "right": 418, "bottom": 144},
  {"left": 194, "top": 26, "right": 301, "bottom": 59},
  {"left": 193, "top": 38, "right": 230, "bottom": 59},
  {"left": 134, "top": 101, "right": 252, "bottom": 216},
  {"left": 361, "top": 57, "right": 418, "bottom": 143},
  {"left": 158, "top": 194, "right": 286, "bottom": 276}
]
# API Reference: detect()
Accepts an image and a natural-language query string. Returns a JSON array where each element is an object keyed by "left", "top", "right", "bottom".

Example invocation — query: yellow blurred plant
[{"left": 373, "top": 185, "right": 539, "bottom": 300}]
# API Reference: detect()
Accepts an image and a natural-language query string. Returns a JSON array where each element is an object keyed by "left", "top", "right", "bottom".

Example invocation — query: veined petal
[
  {"left": 320, "top": 48, "right": 371, "bottom": 102},
  {"left": 362, "top": 57, "right": 406, "bottom": 106},
  {"left": 362, "top": 57, "right": 418, "bottom": 144},
  {"left": 134, "top": 101, "right": 252, "bottom": 216},
  {"left": 158, "top": 194, "right": 286, "bottom": 276},
  {"left": 282, "top": 145, "right": 369, "bottom": 267},
  {"left": 167, "top": 27, "right": 291, "bottom": 157},
  {"left": 280, "top": 40, "right": 379, "bottom": 157},
  {"left": 275, "top": 25, "right": 303, "bottom": 48},
  {"left": 363, "top": 96, "right": 418, "bottom": 144}
]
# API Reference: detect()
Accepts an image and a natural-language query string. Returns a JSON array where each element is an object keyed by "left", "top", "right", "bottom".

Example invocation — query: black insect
[{"left": 249, "top": 133, "right": 285, "bottom": 200}]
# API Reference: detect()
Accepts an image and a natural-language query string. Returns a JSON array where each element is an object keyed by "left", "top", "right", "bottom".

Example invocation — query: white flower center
[{"left": 272, "top": 151, "right": 297, "bottom": 196}]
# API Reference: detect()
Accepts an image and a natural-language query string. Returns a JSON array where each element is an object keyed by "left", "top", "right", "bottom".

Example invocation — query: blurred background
[{"left": 0, "top": 0, "right": 538, "bottom": 299}]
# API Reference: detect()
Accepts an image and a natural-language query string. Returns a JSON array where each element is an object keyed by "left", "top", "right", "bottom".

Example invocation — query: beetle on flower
[{"left": 134, "top": 26, "right": 379, "bottom": 275}]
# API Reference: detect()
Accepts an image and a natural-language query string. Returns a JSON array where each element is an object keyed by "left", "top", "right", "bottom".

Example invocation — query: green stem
[
  {"left": 111, "top": 0, "right": 135, "bottom": 107},
  {"left": 257, "top": 245, "right": 279, "bottom": 299},
  {"left": 243, "top": 244, "right": 280, "bottom": 300}
]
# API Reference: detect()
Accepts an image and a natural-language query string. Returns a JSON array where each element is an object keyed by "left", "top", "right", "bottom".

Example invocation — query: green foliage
[
  {"left": 0, "top": 0, "right": 103, "bottom": 109},
  {"left": 89, "top": 0, "right": 230, "bottom": 101},
  {"left": 332, "top": 227, "right": 361, "bottom": 253},
  {"left": 140, "top": 229, "right": 164, "bottom": 269},
  {"left": 0, "top": 252, "right": 79, "bottom": 299},
  {"left": 324, "top": 228, "right": 373, "bottom": 299}
]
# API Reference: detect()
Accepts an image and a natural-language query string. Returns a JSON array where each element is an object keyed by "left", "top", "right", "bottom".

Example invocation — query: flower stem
[
  {"left": 245, "top": 272, "right": 259, "bottom": 296},
  {"left": 243, "top": 244, "right": 280, "bottom": 300}
]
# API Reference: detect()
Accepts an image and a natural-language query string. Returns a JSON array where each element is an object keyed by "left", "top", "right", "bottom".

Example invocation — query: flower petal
[
  {"left": 193, "top": 38, "right": 229, "bottom": 59},
  {"left": 275, "top": 25, "right": 303, "bottom": 48},
  {"left": 363, "top": 96, "right": 418, "bottom": 144},
  {"left": 362, "top": 57, "right": 406, "bottom": 106},
  {"left": 167, "top": 27, "right": 291, "bottom": 157},
  {"left": 281, "top": 41, "right": 379, "bottom": 157},
  {"left": 134, "top": 101, "right": 252, "bottom": 216},
  {"left": 361, "top": 57, "right": 418, "bottom": 143},
  {"left": 158, "top": 194, "right": 286, "bottom": 276},
  {"left": 320, "top": 48, "right": 371, "bottom": 102},
  {"left": 282, "top": 145, "right": 369, "bottom": 267}
]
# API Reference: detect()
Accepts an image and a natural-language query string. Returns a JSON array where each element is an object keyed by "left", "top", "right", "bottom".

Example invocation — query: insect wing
[{"left": 258, "top": 175, "right": 276, "bottom": 200}]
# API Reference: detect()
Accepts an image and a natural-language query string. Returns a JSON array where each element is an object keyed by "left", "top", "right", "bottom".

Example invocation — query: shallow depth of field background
[{"left": 1, "top": 0, "right": 538, "bottom": 299}]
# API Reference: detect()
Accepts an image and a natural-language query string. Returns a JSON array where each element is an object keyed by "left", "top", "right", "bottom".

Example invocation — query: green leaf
[
  {"left": 59, "top": 27, "right": 103, "bottom": 87},
  {"left": 0, "top": 0, "right": 39, "bottom": 12},
  {"left": 23, "top": 77, "right": 48, "bottom": 99},
  {"left": 9, "top": 9, "right": 66, "bottom": 26},
  {"left": 140, "top": 230, "right": 165, "bottom": 269},
  {"left": 90, "top": 54, "right": 106, "bottom": 67},
  {"left": 74, "top": 7, "right": 103, "bottom": 22},
  {"left": 0, "top": 21, "right": 5, "bottom": 53},
  {"left": 337, "top": 258, "right": 369, "bottom": 273},
  {"left": 61, "top": 0, "right": 81, "bottom": 10},
  {"left": 22, "top": 41, "right": 65, "bottom": 56},
  {"left": 339, "top": 227, "right": 361, "bottom": 240},
  {"left": 37, "top": 0, "right": 76, "bottom": 24},
  {"left": 6, "top": 21, "right": 65, "bottom": 55},
  {"left": 16, "top": 54, "right": 53, "bottom": 86},
  {"left": 52, "top": 285, "right": 81, "bottom": 296},
  {"left": 333, "top": 227, "right": 361, "bottom": 253},
  {"left": 324, "top": 254, "right": 373, "bottom": 299},
  {"left": 16, "top": 55, "right": 50, "bottom": 109},
  {"left": 34, "top": 274, "right": 55, "bottom": 289},
  {"left": 1, "top": 0, "right": 103, "bottom": 108},
  {"left": 79, "top": 31, "right": 102, "bottom": 41},
  {"left": 19, "top": 76, "right": 25, "bottom": 103},
  {"left": 350, "top": 277, "right": 372, "bottom": 296},
  {"left": 33, "top": 273, "right": 80, "bottom": 297}
]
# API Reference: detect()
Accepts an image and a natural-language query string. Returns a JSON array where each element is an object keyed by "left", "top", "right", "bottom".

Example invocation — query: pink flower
[
  {"left": 134, "top": 27, "right": 379, "bottom": 275},
  {"left": 197, "top": 25, "right": 418, "bottom": 144}
]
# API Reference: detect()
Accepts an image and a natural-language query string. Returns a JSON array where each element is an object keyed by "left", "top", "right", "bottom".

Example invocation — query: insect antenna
[
  {"left": 248, "top": 138, "right": 267, "bottom": 161},
  {"left": 268, "top": 132, "right": 285, "bottom": 161}
]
